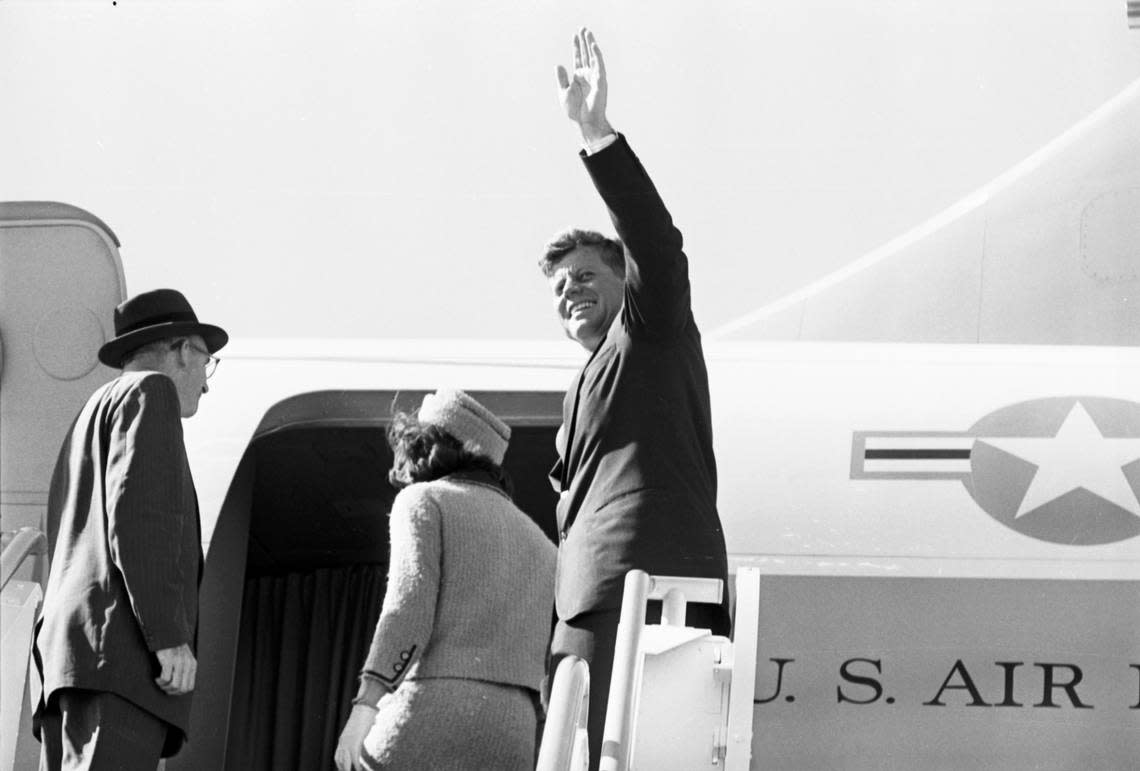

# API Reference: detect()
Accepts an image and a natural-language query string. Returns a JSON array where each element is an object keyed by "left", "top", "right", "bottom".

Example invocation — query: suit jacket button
[{"left": 559, "top": 530, "right": 567, "bottom": 542}]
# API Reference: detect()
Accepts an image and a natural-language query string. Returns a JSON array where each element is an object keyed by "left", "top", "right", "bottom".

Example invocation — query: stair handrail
[
  {"left": 535, "top": 655, "right": 591, "bottom": 771},
  {"left": 724, "top": 567, "right": 761, "bottom": 771},
  {"left": 0, "top": 527, "right": 46, "bottom": 593},
  {"left": 598, "top": 570, "right": 651, "bottom": 771},
  {"left": 599, "top": 571, "right": 727, "bottom": 771}
]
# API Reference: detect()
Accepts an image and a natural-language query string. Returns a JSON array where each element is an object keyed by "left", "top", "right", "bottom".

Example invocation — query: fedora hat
[{"left": 98, "top": 288, "right": 228, "bottom": 368}]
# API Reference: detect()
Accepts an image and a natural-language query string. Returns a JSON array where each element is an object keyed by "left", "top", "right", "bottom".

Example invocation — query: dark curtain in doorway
[{"left": 224, "top": 565, "right": 387, "bottom": 771}]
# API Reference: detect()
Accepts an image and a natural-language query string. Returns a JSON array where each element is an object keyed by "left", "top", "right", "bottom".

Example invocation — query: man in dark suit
[
  {"left": 540, "top": 29, "right": 731, "bottom": 769},
  {"left": 32, "top": 288, "right": 227, "bottom": 771}
]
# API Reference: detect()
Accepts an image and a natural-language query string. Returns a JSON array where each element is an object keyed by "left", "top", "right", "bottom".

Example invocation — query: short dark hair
[
  {"left": 538, "top": 229, "right": 625, "bottom": 278},
  {"left": 387, "top": 412, "right": 513, "bottom": 496}
]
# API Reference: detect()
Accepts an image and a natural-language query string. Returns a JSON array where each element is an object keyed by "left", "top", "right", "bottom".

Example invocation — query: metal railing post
[
  {"left": 0, "top": 528, "right": 47, "bottom": 592},
  {"left": 660, "top": 587, "right": 686, "bottom": 627},
  {"left": 536, "top": 656, "right": 591, "bottom": 771},
  {"left": 599, "top": 569, "right": 651, "bottom": 771}
]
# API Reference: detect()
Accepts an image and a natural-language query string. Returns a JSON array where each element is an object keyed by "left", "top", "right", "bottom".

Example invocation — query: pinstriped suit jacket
[{"left": 33, "top": 371, "right": 202, "bottom": 757}]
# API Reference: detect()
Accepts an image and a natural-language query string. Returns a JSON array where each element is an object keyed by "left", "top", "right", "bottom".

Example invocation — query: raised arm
[{"left": 556, "top": 29, "right": 693, "bottom": 337}]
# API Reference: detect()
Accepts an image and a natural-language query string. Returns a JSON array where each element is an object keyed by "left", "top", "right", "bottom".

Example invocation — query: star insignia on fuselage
[{"left": 978, "top": 401, "right": 1140, "bottom": 520}]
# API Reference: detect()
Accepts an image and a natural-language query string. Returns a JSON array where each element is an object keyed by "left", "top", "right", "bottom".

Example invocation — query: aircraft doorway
[{"left": 170, "top": 390, "right": 561, "bottom": 771}]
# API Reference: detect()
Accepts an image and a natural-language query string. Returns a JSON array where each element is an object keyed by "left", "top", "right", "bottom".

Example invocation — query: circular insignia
[{"left": 966, "top": 397, "right": 1140, "bottom": 545}]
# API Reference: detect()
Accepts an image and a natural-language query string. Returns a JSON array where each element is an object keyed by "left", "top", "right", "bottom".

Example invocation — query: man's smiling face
[{"left": 548, "top": 245, "right": 625, "bottom": 351}]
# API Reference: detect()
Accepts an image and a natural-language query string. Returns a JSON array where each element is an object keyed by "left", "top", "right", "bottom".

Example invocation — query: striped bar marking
[{"left": 852, "top": 432, "right": 975, "bottom": 479}]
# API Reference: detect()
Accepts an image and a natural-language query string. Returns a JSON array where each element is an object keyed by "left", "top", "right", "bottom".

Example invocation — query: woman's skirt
[{"left": 360, "top": 677, "right": 537, "bottom": 770}]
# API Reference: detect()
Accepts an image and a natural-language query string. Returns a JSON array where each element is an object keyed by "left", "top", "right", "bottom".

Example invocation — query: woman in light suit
[{"left": 335, "top": 389, "right": 556, "bottom": 771}]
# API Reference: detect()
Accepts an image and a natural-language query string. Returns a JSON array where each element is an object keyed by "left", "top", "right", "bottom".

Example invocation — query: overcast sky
[{"left": 3, "top": 1, "right": 1139, "bottom": 342}]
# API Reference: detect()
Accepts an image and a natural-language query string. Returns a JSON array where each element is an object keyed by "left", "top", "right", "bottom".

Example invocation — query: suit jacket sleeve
[
  {"left": 581, "top": 134, "right": 692, "bottom": 339},
  {"left": 354, "top": 485, "right": 441, "bottom": 706},
  {"left": 105, "top": 373, "right": 194, "bottom": 652}
]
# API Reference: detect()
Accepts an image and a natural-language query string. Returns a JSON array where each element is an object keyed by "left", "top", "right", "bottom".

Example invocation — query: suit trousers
[
  {"left": 38, "top": 688, "right": 168, "bottom": 771},
  {"left": 548, "top": 602, "right": 730, "bottom": 771}
]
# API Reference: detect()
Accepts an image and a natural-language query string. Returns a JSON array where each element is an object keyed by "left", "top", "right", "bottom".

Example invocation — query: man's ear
[{"left": 171, "top": 339, "right": 191, "bottom": 369}]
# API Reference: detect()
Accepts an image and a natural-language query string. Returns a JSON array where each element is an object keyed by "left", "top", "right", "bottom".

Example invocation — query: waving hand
[{"left": 556, "top": 28, "right": 614, "bottom": 143}]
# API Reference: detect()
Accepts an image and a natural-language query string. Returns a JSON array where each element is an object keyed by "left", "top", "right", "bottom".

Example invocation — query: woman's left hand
[{"left": 334, "top": 704, "right": 378, "bottom": 771}]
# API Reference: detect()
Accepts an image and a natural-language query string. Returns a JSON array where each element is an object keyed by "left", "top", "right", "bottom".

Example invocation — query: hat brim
[{"left": 98, "top": 322, "right": 229, "bottom": 368}]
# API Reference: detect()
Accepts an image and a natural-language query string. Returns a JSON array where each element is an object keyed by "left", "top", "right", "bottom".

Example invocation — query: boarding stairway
[
  {"left": 537, "top": 567, "right": 760, "bottom": 771},
  {"left": 1, "top": 528, "right": 47, "bottom": 771}
]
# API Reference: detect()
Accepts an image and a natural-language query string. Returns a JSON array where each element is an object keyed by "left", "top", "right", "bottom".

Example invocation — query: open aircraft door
[{"left": 0, "top": 201, "right": 126, "bottom": 771}]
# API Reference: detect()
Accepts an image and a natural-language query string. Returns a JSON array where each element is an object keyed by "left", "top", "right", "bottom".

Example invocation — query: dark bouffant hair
[
  {"left": 538, "top": 228, "right": 625, "bottom": 279},
  {"left": 387, "top": 412, "right": 513, "bottom": 496}
]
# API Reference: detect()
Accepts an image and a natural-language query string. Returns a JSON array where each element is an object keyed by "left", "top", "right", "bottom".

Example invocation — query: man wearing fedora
[
  {"left": 32, "top": 288, "right": 227, "bottom": 770},
  {"left": 540, "top": 31, "right": 731, "bottom": 769}
]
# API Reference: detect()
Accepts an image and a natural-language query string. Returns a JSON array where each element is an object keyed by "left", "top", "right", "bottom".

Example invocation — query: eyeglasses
[{"left": 184, "top": 341, "right": 220, "bottom": 380}]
